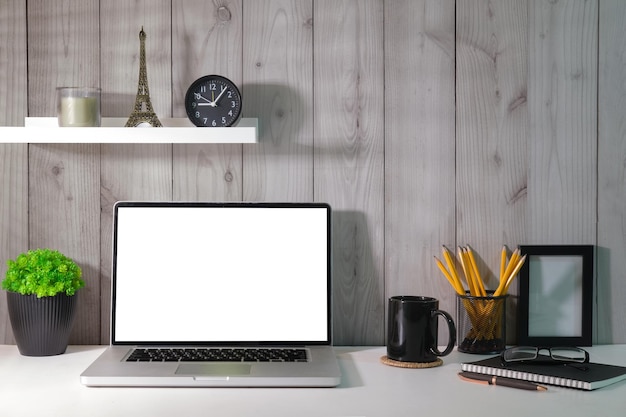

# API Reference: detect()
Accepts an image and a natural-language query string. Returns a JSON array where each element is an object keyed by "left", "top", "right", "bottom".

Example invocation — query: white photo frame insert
[{"left": 518, "top": 245, "right": 594, "bottom": 347}]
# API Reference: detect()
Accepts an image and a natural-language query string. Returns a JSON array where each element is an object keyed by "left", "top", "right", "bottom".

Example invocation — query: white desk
[{"left": 1, "top": 345, "right": 625, "bottom": 416}]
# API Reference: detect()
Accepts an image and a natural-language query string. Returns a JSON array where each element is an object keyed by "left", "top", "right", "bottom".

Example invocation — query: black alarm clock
[{"left": 184, "top": 75, "right": 242, "bottom": 127}]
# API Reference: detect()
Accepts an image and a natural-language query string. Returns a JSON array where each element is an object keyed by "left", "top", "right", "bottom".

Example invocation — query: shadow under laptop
[{"left": 334, "top": 348, "right": 380, "bottom": 388}]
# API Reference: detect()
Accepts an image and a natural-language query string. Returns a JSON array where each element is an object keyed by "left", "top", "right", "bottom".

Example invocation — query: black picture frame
[{"left": 517, "top": 245, "right": 594, "bottom": 347}]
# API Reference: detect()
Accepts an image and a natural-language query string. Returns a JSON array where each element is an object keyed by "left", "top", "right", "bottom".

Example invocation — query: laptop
[{"left": 81, "top": 201, "right": 341, "bottom": 387}]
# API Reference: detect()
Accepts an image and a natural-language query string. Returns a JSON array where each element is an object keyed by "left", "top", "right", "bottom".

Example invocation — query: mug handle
[{"left": 430, "top": 309, "right": 456, "bottom": 357}]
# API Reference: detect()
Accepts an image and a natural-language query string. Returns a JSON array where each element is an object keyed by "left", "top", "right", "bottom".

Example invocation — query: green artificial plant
[{"left": 2, "top": 248, "right": 84, "bottom": 298}]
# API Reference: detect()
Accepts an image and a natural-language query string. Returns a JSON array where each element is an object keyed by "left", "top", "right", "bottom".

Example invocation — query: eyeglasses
[{"left": 501, "top": 346, "right": 589, "bottom": 365}]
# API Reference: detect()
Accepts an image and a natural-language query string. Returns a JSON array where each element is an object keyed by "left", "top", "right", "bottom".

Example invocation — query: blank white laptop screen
[{"left": 112, "top": 203, "right": 330, "bottom": 344}]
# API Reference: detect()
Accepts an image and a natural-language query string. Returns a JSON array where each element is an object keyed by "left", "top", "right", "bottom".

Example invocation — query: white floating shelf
[{"left": 0, "top": 117, "right": 258, "bottom": 144}]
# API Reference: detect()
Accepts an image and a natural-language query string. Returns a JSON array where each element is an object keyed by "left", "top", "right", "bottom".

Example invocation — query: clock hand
[
  {"left": 203, "top": 88, "right": 225, "bottom": 108},
  {"left": 212, "top": 86, "right": 229, "bottom": 106},
  {"left": 194, "top": 92, "right": 212, "bottom": 104}
]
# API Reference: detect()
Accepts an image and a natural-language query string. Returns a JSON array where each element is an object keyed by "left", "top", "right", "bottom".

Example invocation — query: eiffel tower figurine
[{"left": 125, "top": 27, "right": 162, "bottom": 127}]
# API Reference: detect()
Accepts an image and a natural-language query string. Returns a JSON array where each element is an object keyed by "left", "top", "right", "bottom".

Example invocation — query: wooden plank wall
[
  {"left": 0, "top": 0, "right": 27, "bottom": 344},
  {"left": 0, "top": 0, "right": 624, "bottom": 346},
  {"left": 456, "top": 0, "right": 528, "bottom": 338},
  {"left": 598, "top": 0, "right": 626, "bottom": 344}
]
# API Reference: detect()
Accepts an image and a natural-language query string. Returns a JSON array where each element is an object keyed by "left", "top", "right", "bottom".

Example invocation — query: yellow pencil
[
  {"left": 464, "top": 248, "right": 482, "bottom": 297},
  {"left": 442, "top": 246, "right": 464, "bottom": 293},
  {"left": 434, "top": 256, "right": 464, "bottom": 295},
  {"left": 499, "top": 246, "right": 507, "bottom": 283},
  {"left": 460, "top": 248, "right": 472, "bottom": 294},
  {"left": 458, "top": 247, "right": 476, "bottom": 296},
  {"left": 502, "top": 254, "right": 527, "bottom": 294},
  {"left": 501, "top": 248, "right": 520, "bottom": 284},
  {"left": 495, "top": 254, "right": 526, "bottom": 296},
  {"left": 466, "top": 246, "right": 487, "bottom": 297},
  {"left": 495, "top": 249, "right": 516, "bottom": 295}
]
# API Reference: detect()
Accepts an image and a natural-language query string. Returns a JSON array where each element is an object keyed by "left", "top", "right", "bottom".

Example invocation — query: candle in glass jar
[{"left": 57, "top": 87, "right": 101, "bottom": 127}]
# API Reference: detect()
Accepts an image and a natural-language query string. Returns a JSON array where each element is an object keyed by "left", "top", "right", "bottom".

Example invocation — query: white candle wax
[{"left": 59, "top": 96, "right": 99, "bottom": 127}]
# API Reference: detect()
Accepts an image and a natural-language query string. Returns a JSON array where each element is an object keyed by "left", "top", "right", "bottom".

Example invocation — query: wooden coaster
[{"left": 380, "top": 356, "right": 443, "bottom": 369}]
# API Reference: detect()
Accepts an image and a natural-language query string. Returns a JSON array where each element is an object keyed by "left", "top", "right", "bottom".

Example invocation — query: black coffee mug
[{"left": 387, "top": 296, "right": 456, "bottom": 363}]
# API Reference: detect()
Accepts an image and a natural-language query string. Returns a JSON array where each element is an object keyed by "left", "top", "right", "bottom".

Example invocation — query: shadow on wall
[
  {"left": 243, "top": 83, "right": 307, "bottom": 145},
  {"left": 331, "top": 210, "right": 384, "bottom": 346},
  {"left": 595, "top": 246, "right": 611, "bottom": 344}
]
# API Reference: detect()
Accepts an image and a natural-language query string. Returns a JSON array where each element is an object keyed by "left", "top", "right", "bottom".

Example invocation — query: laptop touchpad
[{"left": 176, "top": 363, "right": 252, "bottom": 376}]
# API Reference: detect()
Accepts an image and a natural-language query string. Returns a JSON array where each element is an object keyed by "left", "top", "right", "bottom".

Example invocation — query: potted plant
[{"left": 2, "top": 248, "right": 85, "bottom": 356}]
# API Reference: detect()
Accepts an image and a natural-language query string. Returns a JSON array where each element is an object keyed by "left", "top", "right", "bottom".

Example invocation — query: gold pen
[{"left": 458, "top": 371, "right": 548, "bottom": 391}]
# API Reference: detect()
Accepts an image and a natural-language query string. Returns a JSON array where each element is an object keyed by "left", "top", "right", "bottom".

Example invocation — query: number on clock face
[{"left": 184, "top": 75, "right": 242, "bottom": 127}]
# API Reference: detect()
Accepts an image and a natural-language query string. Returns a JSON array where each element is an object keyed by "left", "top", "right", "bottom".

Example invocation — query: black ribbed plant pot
[{"left": 6, "top": 292, "right": 78, "bottom": 356}]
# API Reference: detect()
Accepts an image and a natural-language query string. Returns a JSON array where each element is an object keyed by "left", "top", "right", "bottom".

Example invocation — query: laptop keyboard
[{"left": 126, "top": 347, "right": 309, "bottom": 363}]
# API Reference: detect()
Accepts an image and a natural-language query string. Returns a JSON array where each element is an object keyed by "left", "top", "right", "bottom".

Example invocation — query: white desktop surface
[{"left": 1, "top": 345, "right": 625, "bottom": 417}]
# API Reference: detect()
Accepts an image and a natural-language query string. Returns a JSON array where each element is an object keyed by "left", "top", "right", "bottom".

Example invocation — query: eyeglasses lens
[
  {"left": 503, "top": 347, "right": 537, "bottom": 362},
  {"left": 550, "top": 347, "right": 587, "bottom": 362}
]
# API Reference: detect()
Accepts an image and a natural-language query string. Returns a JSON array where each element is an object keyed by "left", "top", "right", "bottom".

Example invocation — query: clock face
[{"left": 184, "top": 75, "right": 242, "bottom": 127}]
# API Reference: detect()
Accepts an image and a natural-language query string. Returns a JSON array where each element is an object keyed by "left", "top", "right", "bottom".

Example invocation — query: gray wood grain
[
  {"left": 456, "top": 0, "right": 528, "bottom": 341},
  {"left": 172, "top": 0, "right": 244, "bottom": 202},
  {"left": 314, "top": 0, "right": 385, "bottom": 345},
  {"left": 457, "top": 0, "right": 528, "bottom": 283},
  {"left": 26, "top": 0, "right": 101, "bottom": 344},
  {"left": 242, "top": 0, "right": 313, "bottom": 202},
  {"left": 527, "top": 0, "right": 597, "bottom": 244},
  {"left": 0, "top": 0, "right": 27, "bottom": 344},
  {"left": 598, "top": 0, "right": 626, "bottom": 344},
  {"left": 99, "top": 0, "right": 173, "bottom": 343},
  {"left": 385, "top": 0, "right": 456, "bottom": 317}
]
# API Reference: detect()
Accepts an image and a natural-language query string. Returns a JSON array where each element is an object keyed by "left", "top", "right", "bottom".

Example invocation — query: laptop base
[{"left": 81, "top": 345, "right": 341, "bottom": 387}]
